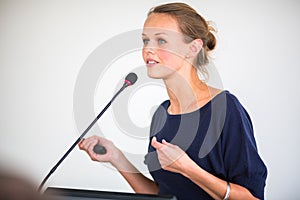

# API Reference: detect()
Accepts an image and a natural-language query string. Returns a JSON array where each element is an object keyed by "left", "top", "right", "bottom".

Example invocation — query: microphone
[
  {"left": 38, "top": 72, "right": 138, "bottom": 192},
  {"left": 124, "top": 72, "right": 138, "bottom": 86}
]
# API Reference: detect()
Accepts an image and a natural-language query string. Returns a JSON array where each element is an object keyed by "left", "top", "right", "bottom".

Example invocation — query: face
[{"left": 142, "top": 13, "right": 191, "bottom": 79}]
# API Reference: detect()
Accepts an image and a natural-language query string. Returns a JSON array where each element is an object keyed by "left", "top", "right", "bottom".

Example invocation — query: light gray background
[{"left": 0, "top": 0, "right": 299, "bottom": 199}]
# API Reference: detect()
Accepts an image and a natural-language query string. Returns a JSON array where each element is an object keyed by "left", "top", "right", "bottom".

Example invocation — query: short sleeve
[{"left": 221, "top": 94, "right": 267, "bottom": 199}]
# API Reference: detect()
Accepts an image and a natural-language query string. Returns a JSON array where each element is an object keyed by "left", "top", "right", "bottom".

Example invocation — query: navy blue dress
[{"left": 144, "top": 91, "right": 267, "bottom": 200}]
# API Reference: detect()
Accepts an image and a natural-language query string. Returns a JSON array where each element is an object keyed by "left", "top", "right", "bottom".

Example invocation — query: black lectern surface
[{"left": 44, "top": 187, "right": 177, "bottom": 200}]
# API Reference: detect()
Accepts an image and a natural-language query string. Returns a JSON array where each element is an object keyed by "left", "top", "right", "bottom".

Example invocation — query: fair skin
[{"left": 79, "top": 13, "right": 259, "bottom": 200}]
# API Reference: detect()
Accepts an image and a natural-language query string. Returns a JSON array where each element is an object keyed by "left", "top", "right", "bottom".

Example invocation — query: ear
[{"left": 188, "top": 39, "right": 203, "bottom": 57}]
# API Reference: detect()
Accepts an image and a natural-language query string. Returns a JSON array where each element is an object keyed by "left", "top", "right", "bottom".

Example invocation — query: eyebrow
[{"left": 142, "top": 32, "right": 168, "bottom": 37}]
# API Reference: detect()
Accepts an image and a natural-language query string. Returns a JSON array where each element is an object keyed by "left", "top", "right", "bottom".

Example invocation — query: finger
[
  {"left": 151, "top": 137, "right": 164, "bottom": 150},
  {"left": 79, "top": 138, "right": 94, "bottom": 150},
  {"left": 162, "top": 139, "right": 170, "bottom": 145},
  {"left": 78, "top": 138, "right": 85, "bottom": 148},
  {"left": 81, "top": 138, "right": 97, "bottom": 152},
  {"left": 78, "top": 139, "right": 84, "bottom": 148},
  {"left": 162, "top": 139, "right": 174, "bottom": 148}
]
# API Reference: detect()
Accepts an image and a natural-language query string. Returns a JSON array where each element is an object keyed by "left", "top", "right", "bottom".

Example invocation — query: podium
[{"left": 44, "top": 187, "right": 177, "bottom": 200}]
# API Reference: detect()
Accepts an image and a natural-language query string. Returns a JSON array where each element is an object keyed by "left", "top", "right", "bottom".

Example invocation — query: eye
[
  {"left": 142, "top": 38, "right": 150, "bottom": 45},
  {"left": 158, "top": 38, "right": 166, "bottom": 45}
]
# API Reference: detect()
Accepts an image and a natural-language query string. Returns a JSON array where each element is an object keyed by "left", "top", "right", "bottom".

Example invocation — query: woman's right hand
[
  {"left": 79, "top": 135, "right": 158, "bottom": 194},
  {"left": 78, "top": 135, "right": 120, "bottom": 164}
]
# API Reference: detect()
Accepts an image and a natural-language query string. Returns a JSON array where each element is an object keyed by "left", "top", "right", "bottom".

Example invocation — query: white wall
[{"left": 0, "top": 0, "right": 299, "bottom": 199}]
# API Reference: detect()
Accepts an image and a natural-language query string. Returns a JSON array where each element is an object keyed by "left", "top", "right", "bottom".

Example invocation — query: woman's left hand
[{"left": 151, "top": 136, "right": 192, "bottom": 174}]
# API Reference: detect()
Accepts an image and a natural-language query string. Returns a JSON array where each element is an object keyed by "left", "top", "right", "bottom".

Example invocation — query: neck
[{"left": 164, "top": 67, "right": 209, "bottom": 114}]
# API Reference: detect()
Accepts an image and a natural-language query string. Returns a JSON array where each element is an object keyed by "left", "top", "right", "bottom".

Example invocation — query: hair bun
[
  {"left": 206, "top": 21, "right": 217, "bottom": 51},
  {"left": 207, "top": 31, "right": 216, "bottom": 51}
]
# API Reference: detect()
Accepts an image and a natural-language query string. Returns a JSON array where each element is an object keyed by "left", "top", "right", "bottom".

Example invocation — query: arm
[
  {"left": 110, "top": 149, "right": 159, "bottom": 194},
  {"left": 151, "top": 137, "right": 259, "bottom": 200},
  {"left": 78, "top": 135, "right": 159, "bottom": 194}
]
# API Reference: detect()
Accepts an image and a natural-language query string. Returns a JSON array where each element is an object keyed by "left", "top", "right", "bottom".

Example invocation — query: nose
[
  {"left": 142, "top": 43, "right": 156, "bottom": 63},
  {"left": 143, "top": 41, "right": 157, "bottom": 55},
  {"left": 143, "top": 46, "right": 155, "bottom": 55}
]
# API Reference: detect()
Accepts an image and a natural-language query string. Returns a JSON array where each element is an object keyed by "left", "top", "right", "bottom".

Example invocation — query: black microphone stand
[{"left": 38, "top": 83, "right": 128, "bottom": 192}]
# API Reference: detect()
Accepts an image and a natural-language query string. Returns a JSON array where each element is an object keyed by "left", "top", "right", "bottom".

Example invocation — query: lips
[{"left": 146, "top": 59, "right": 159, "bottom": 67}]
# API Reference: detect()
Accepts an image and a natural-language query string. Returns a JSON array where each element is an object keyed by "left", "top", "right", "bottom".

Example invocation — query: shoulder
[
  {"left": 210, "top": 90, "right": 254, "bottom": 140},
  {"left": 222, "top": 90, "right": 251, "bottom": 121},
  {"left": 160, "top": 99, "right": 170, "bottom": 108},
  {"left": 150, "top": 100, "right": 169, "bottom": 135},
  {"left": 223, "top": 90, "right": 244, "bottom": 108},
  {"left": 221, "top": 90, "right": 254, "bottom": 138},
  {"left": 210, "top": 90, "right": 250, "bottom": 120},
  {"left": 152, "top": 100, "right": 169, "bottom": 116}
]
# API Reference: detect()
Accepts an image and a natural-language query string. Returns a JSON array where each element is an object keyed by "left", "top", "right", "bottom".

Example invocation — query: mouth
[{"left": 146, "top": 59, "right": 159, "bottom": 67}]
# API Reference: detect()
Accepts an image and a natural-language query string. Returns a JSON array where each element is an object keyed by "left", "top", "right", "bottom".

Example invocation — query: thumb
[
  {"left": 151, "top": 137, "right": 164, "bottom": 150},
  {"left": 162, "top": 139, "right": 170, "bottom": 145}
]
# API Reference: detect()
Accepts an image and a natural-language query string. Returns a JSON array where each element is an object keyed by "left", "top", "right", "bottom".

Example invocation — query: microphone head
[{"left": 124, "top": 73, "right": 138, "bottom": 86}]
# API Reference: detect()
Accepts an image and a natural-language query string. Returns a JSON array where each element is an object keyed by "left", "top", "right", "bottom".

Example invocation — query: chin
[
  {"left": 147, "top": 70, "right": 162, "bottom": 79},
  {"left": 146, "top": 66, "right": 174, "bottom": 80}
]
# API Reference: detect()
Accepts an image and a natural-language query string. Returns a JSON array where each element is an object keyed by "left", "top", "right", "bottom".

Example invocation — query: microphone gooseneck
[
  {"left": 93, "top": 72, "right": 138, "bottom": 154},
  {"left": 38, "top": 73, "right": 137, "bottom": 192}
]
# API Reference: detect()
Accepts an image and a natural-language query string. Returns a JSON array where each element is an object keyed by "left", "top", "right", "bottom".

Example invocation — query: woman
[{"left": 79, "top": 2, "right": 267, "bottom": 200}]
